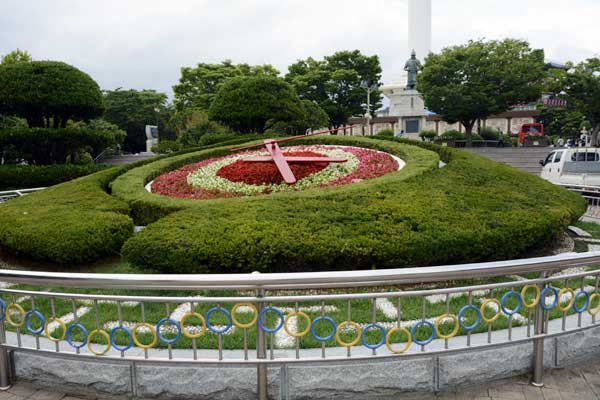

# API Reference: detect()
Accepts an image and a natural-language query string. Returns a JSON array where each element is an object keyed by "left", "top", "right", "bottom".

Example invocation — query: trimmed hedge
[
  {"left": 118, "top": 137, "right": 586, "bottom": 274},
  {"left": 0, "top": 168, "right": 133, "bottom": 264},
  {"left": 0, "top": 164, "right": 106, "bottom": 190}
]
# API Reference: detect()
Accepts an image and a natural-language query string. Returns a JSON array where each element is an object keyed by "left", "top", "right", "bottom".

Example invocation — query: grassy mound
[
  {"left": 0, "top": 168, "right": 133, "bottom": 263},
  {"left": 117, "top": 136, "right": 584, "bottom": 274}
]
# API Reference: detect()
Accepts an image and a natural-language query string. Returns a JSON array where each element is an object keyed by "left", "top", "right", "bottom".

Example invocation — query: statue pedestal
[{"left": 380, "top": 84, "right": 428, "bottom": 138}]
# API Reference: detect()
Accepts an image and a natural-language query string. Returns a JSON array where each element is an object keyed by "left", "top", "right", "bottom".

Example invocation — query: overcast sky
[{"left": 1, "top": 0, "right": 598, "bottom": 99}]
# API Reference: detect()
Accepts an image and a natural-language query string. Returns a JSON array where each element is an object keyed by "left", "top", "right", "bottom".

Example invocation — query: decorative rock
[{"left": 568, "top": 226, "right": 592, "bottom": 238}]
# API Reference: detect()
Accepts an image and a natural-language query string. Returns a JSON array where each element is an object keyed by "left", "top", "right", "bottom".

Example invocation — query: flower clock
[{"left": 150, "top": 145, "right": 402, "bottom": 200}]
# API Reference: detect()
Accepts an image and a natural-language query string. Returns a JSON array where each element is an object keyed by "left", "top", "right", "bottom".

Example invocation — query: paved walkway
[{"left": 1, "top": 362, "right": 600, "bottom": 400}]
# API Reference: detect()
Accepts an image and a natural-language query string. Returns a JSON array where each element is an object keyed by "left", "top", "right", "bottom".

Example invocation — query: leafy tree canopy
[
  {"left": 285, "top": 50, "right": 382, "bottom": 128},
  {"left": 173, "top": 60, "right": 279, "bottom": 111},
  {"left": 560, "top": 58, "right": 600, "bottom": 144},
  {"left": 209, "top": 75, "right": 305, "bottom": 134},
  {"left": 103, "top": 89, "right": 170, "bottom": 153},
  {"left": 0, "top": 49, "right": 32, "bottom": 65},
  {"left": 538, "top": 106, "right": 585, "bottom": 138},
  {"left": 0, "top": 61, "right": 103, "bottom": 128},
  {"left": 417, "top": 39, "right": 545, "bottom": 146}
]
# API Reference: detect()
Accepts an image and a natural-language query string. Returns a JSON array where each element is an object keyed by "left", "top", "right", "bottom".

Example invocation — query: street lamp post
[{"left": 361, "top": 81, "right": 378, "bottom": 135}]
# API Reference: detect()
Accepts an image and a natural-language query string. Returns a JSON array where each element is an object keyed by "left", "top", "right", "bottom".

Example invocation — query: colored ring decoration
[
  {"left": 361, "top": 323, "right": 386, "bottom": 349},
  {"left": 180, "top": 312, "right": 206, "bottom": 339},
  {"left": 284, "top": 312, "right": 311, "bottom": 338},
  {"left": 156, "top": 317, "right": 182, "bottom": 344},
  {"left": 45, "top": 317, "right": 66, "bottom": 342},
  {"left": 457, "top": 305, "right": 481, "bottom": 331},
  {"left": 558, "top": 288, "right": 575, "bottom": 312},
  {"left": 231, "top": 303, "right": 258, "bottom": 329},
  {"left": 410, "top": 320, "right": 435, "bottom": 346},
  {"left": 588, "top": 293, "right": 600, "bottom": 316},
  {"left": 109, "top": 326, "right": 133, "bottom": 352},
  {"left": 206, "top": 307, "right": 233, "bottom": 334},
  {"left": 385, "top": 327, "right": 413, "bottom": 354},
  {"left": 435, "top": 314, "right": 460, "bottom": 339},
  {"left": 540, "top": 287, "right": 559, "bottom": 311},
  {"left": 521, "top": 284, "right": 541, "bottom": 309},
  {"left": 0, "top": 299, "right": 6, "bottom": 321},
  {"left": 501, "top": 291, "right": 523, "bottom": 316},
  {"left": 573, "top": 291, "right": 590, "bottom": 314},
  {"left": 310, "top": 316, "right": 336, "bottom": 342},
  {"left": 480, "top": 299, "right": 502, "bottom": 323},
  {"left": 6, "top": 303, "right": 25, "bottom": 327},
  {"left": 132, "top": 322, "right": 158, "bottom": 349},
  {"left": 24, "top": 310, "right": 45, "bottom": 335},
  {"left": 66, "top": 323, "right": 88, "bottom": 349},
  {"left": 335, "top": 321, "right": 361, "bottom": 347},
  {"left": 87, "top": 329, "right": 111, "bottom": 356},
  {"left": 257, "top": 307, "right": 283, "bottom": 334}
]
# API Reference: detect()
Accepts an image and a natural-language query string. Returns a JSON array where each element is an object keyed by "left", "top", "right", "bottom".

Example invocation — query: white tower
[{"left": 408, "top": 0, "right": 432, "bottom": 60}]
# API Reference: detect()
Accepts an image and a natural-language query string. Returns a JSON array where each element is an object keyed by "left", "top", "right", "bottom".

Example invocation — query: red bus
[{"left": 518, "top": 123, "right": 544, "bottom": 146}]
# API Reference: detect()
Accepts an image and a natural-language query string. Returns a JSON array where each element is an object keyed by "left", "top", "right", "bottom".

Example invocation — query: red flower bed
[{"left": 216, "top": 151, "right": 329, "bottom": 185}]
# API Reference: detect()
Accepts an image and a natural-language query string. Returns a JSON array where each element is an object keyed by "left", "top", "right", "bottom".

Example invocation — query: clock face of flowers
[{"left": 150, "top": 145, "right": 402, "bottom": 200}]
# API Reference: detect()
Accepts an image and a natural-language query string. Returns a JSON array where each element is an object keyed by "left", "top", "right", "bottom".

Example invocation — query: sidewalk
[{"left": 1, "top": 361, "right": 599, "bottom": 400}]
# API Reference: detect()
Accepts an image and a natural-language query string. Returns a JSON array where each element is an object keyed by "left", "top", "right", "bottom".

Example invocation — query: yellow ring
[
  {"left": 480, "top": 299, "right": 501, "bottom": 323},
  {"left": 87, "top": 329, "right": 111, "bottom": 356},
  {"left": 521, "top": 284, "right": 541, "bottom": 309},
  {"left": 435, "top": 314, "right": 460, "bottom": 339},
  {"left": 231, "top": 303, "right": 258, "bottom": 329},
  {"left": 588, "top": 293, "right": 600, "bottom": 316},
  {"left": 335, "top": 321, "right": 362, "bottom": 347},
  {"left": 284, "top": 312, "right": 311, "bottom": 338},
  {"left": 6, "top": 303, "right": 25, "bottom": 327},
  {"left": 180, "top": 312, "right": 206, "bottom": 339},
  {"left": 44, "top": 317, "right": 66, "bottom": 342},
  {"left": 385, "top": 327, "right": 412, "bottom": 354},
  {"left": 132, "top": 323, "right": 158, "bottom": 349},
  {"left": 558, "top": 288, "right": 575, "bottom": 312}
]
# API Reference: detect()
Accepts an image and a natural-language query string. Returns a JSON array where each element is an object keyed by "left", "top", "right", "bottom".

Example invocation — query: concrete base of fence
[{"left": 9, "top": 322, "right": 600, "bottom": 400}]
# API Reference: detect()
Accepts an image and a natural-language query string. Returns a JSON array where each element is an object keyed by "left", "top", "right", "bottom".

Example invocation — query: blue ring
[
  {"left": 109, "top": 326, "right": 133, "bottom": 352},
  {"left": 573, "top": 291, "right": 590, "bottom": 314},
  {"left": 257, "top": 307, "right": 284, "bottom": 333},
  {"left": 310, "top": 316, "right": 336, "bottom": 342},
  {"left": 501, "top": 291, "right": 523, "bottom": 316},
  {"left": 457, "top": 305, "right": 481, "bottom": 331},
  {"left": 24, "top": 310, "right": 45, "bottom": 335},
  {"left": 360, "top": 323, "right": 386, "bottom": 349},
  {"left": 540, "top": 287, "right": 559, "bottom": 310},
  {"left": 205, "top": 307, "right": 233, "bottom": 334},
  {"left": 66, "top": 323, "right": 88, "bottom": 349},
  {"left": 0, "top": 299, "right": 6, "bottom": 321},
  {"left": 156, "top": 317, "right": 182, "bottom": 344},
  {"left": 410, "top": 320, "right": 435, "bottom": 346}
]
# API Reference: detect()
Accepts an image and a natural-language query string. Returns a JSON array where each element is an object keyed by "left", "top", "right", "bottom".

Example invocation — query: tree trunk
[{"left": 463, "top": 122, "right": 475, "bottom": 147}]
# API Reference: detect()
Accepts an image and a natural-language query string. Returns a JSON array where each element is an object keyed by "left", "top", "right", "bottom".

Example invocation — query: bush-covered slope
[{"left": 119, "top": 137, "right": 584, "bottom": 273}]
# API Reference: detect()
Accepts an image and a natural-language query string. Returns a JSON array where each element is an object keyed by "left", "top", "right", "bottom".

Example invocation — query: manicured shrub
[
  {"left": 440, "top": 130, "right": 465, "bottom": 140},
  {"left": 479, "top": 127, "right": 501, "bottom": 140},
  {"left": 0, "top": 168, "right": 133, "bottom": 264},
  {"left": 376, "top": 128, "right": 395, "bottom": 138},
  {"left": 418, "top": 130, "right": 437, "bottom": 141},
  {"left": 119, "top": 136, "right": 585, "bottom": 274},
  {"left": 152, "top": 140, "right": 182, "bottom": 154},
  {"left": 0, "top": 164, "right": 106, "bottom": 190},
  {"left": 0, "top": 128, "right": 119, "bottom": 164}
]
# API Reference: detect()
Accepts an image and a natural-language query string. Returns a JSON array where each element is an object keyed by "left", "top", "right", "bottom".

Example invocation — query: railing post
[
  {"left": 255, "top": 275, "right": 268, "bottom": 400},
  {"left": 0, "top": 321, "right": 11, "bottom": 389},
  {"left": 531, "top": 272, "right": 546, "bottom": 387}
]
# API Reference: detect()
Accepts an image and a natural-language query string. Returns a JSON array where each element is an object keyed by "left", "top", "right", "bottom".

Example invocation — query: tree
[
  {"left": 209, "top": 75, "right": 305, "bottom": 133},
  {"left": 537, "top": 106, "right": 585, "bottom": 138},
  {"left": 417, "top": 39, "right": 545, "bottom": 146},
  {"left": 173, "top": 60, "right": 280, "bottom": 111},
  {"left": 0, "top": 49, "right": 32, "bottom": 65},
  {"left": 560, "top": 58, "right": 600, "bottom": 145},
  {"left": 103, "top": 89, "right": 170, "bottom": 152},
  {"left": 285, "top": 50, "right": 382, "bottom": 128},
  {"left": 0, "top": 61, "right": 103, "bottom": 128}
]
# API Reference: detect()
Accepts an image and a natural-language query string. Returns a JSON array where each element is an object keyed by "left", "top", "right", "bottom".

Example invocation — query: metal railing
[
  {"left": 561, "top": 184, "right": 600, "bottom": 219},
  {"left": 1, "top": 252, "right": 600, "bottom": 398},
  {"left": 0, "top": 188, "right": 46, "bottom": 203}
]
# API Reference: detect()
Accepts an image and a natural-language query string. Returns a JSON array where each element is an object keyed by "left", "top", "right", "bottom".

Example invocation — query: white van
[{"left": 540, "top": 148, "right": 600, "bottom": 188}]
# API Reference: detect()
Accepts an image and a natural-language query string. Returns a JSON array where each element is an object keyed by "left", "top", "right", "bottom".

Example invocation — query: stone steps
[{"left": 461, "top": 147, "right": 553, "bottom": 175}]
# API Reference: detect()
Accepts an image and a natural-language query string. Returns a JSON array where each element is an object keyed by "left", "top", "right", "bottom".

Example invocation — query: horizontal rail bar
[{"left": 0, "top": 252, "right": 598, "bottom": 290}]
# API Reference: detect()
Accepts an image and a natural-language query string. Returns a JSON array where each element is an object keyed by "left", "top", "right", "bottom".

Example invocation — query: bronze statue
[{"left": 404, "top": 49, "right": 422, "bottom": 90}]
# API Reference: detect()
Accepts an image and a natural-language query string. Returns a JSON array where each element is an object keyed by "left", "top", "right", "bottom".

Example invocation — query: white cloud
[{"left": 0, "top": 0, "right": 597, "bottom": 98}]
